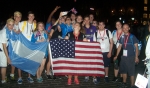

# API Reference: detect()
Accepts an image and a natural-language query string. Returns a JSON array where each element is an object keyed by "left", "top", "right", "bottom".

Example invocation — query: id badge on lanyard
[
  {"left": 116, "top": 31, "right": 122, "bottom": 48},
  {"left": 116, "top": 41, "right": 120, "bottom": 48},
  {"left": 123, "top": 50, "right": 127, "bottom": 56},
  {"left": 123, "top": 34, "right": 130, "bottom": 57}
]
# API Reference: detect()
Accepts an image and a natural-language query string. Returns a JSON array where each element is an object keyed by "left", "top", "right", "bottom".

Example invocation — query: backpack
[
  {"left": 112, "top": 30, "right": 117, "bottom": 37},
  {"left": 95, "top": 29, "right": 110, "bottom": 43},
  {"left": 121, "top": 34, "right": 142, "bottom": 56}
]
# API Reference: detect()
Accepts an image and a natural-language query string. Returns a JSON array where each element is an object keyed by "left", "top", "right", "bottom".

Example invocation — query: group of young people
[{"left": 0, "top": 6, "right": 148, "bottom": 88}]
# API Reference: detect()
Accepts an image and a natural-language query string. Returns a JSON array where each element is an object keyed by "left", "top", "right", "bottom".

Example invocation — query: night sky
[{"left": 0, "top": 0, "right": 143, "bottom": 23}]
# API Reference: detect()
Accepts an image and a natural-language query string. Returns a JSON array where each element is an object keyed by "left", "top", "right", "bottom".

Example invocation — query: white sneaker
[
  {"left": 84, "top": 76, "right": 89, "bottom": 82},
  {"left": 93, "top": 78, "right": 97, "bottom": 84},
  {"left": 1, "top": 80, "right": 6, "bottom": 84}
]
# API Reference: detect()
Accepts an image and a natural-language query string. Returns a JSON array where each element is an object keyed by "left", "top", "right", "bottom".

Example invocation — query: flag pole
[{"left": 48, "top": 42, "right": 54, "bottom": 75}]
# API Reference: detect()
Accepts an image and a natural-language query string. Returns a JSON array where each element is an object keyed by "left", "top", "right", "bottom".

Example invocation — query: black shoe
[
  {"left": 118, "top": 83, "right": 127, "bottom": 88},
  {"left": 104, "top": 77, "right": 109, "bottom": 83},
  {"left": 112, "top": 77, "right": 118, "bottom": 82},
  {"left": 130, "top": 85, "right": 138, "bottom": 88},
  {"left": 118, "top": 77, "right": 123, "bottom": 83},
  {"left": 57, "top": 76, "right": 62, "bottom": 79},
  {"left": 46, "top": 75, "right": 52, "bottom": 80},
  {"left": 52, "top": 75, "right": 56, "bottom": 80},
  {"left": 10, "top": 76, "right": 16, "bottom": 81}
]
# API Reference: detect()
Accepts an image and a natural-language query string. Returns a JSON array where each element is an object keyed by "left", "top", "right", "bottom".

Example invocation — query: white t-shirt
[
  {"left": 93, "top": 29, "right": 112, "bottom": 52},
  {"left": 0, "top": 28, "right": 8, "bottom": 67},
  {"left": 112, "top": 30, "right": 124, "bottom": 48},
  {"left": 19, "top": 21, "right": 36, "bottom": 41},
  {"left": 13, "top": 22, "right": 21, "bottom": 31}
]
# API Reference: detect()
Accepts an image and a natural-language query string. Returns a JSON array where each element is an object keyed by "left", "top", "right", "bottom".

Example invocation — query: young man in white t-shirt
[
  {"left": 19, "top": 11, "right": 36, "bottom": 41},
  {"left": 0, "top": 18, "right": 14, "bottom": 84},
  {"left": 19, "top": 11, "right": 36, "bottom": 83},
  {"left": 93, "top": 21, "right": 113, "bottom": 83}
]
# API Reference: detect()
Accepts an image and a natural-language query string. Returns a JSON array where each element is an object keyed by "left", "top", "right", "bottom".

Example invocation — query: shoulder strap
[
  {"left": 130, "top": 34, "right": 135, "bottom": 50},
  {"left": 33, "top": 22, "right": 36, "bottom": 31},
  {"left": 112, "top": 30, "right": 116, "bottom": 37},
  {"left": 106, "top": 29, "right": 110, "bottom": 43},
  {"left": 95, "top": 31, "right": 97, "bottom": 42},
  {"left": 21, "top": 21, "right": 27, "bottom": 32}
]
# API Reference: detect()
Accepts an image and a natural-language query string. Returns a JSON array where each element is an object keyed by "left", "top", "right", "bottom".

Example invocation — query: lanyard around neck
[
  {"left": 99, "top": 29, "right": 105, "bottom": 41},
  {"left": 124, "top": 33, "right": 130, "bottom": 49},
  {"left": 73, "top": 32, "right": 80, "bottom": 40},
  {"left": 117, "top": 31, "right": 122, "bottom": 40}
]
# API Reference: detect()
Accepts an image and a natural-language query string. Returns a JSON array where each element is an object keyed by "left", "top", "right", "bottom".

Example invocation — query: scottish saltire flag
[
  {"left": 50, "top": 39, "right": 105, "bottom": 76},
  {"left": 8, "top": 33, "right": 48, "bottom": 75}
]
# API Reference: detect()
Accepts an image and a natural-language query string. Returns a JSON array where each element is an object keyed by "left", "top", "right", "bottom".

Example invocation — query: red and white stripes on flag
[{"left": 52, "top": 41, "right": 105, "bottom": 76}]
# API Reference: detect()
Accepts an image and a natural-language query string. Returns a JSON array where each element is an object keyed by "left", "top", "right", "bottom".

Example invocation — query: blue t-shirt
[
  {"left": 59, "top": 23, "right": 73, "bottom": 38},
  {"left": 84, "top": 25, "right": 97, "bottom": 42},
  {"left": 119, "top": 34, "right": 139, "bottom": 57},
  {"left": 45, "top": 22, "right": 53, "bottom": 33}
]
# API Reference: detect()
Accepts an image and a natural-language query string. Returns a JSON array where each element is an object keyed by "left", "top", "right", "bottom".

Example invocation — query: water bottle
[
  {"left": 114, "top": 60, "right": 119, "bottom": 70},
  {"left": 138, "top": 41, "right": 142, "bottom": 50}
]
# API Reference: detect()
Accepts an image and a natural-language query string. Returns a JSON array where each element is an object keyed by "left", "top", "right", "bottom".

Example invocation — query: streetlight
[
  {"left": 90, "top": 8, "right": 94, "bottom": 10},
  {"left": 120, "top": 9, "right": 122, "bottom": 12},
  {"left": 119, "top": 17, "right": 122, "bottom": 20},
  {"left": 131, "top": 17, "right": 135, "bottom": 20},
  {"left": 112, "top": 10, "right": 113, "bottom": 13},
  {"left": 123, "top": 20, "right": 125, "bottom": 23}
]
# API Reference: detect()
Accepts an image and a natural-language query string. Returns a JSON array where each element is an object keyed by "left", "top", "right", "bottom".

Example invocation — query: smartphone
[{"left": 62, "top": 11, "right": 68, "bottom": 16}]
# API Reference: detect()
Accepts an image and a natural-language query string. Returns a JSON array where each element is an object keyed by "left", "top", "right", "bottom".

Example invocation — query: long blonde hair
[{"left": 34, "top": 22, "right": 45, "bottom": 32}]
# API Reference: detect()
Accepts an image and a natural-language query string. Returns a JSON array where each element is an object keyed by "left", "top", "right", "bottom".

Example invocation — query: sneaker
[
  {"left": 67, "top": 79, "right": 71, "bottom": 85},
  {"left": 1, "top": 80, "right": 6, "bottom": 84},
  {"left": 17, "top": 78, "right": 23, "bottom": 84},
  {"left": 37, "top": 78, "right": 42, "bottom": 83},
  {"left": 46, "top": 75, "right": 52, "bottom": 80},
  {"left": 74, "top": 79, "right": 79, "bottom": 85},
  {"left": 130, "top": 85, "right": 138, "bottom": 88},
  {"left": 65, "top": 75, "right": 68, "bottom": 78},
  {"left": 27, "top": 77, "right": 34, "bottom": 83},
  {"left": 118, "top": 77, "right": 123, "bottom": 83},
  {"left": 112, "top": 77, "right": 118, "bottom": 82},
  {"left": 58, "top": 76, "right": 62, "bottom": 79},
  {"left": 40, "top": 77, "right": 43, "bottom": 82},
  {"left": 10, "top": 76, "right": 15, "bottom": 81},
  {"left": 93, "top": 78, "right": 98, "bottom": 84},
  {"left": 96, "top": 77, "right": 100, "bottom": 83},
  {"left": 52, "top": 75, "right": 56, "bottom": 80},
  {"left": 104, "top": 77, "right": 109, "bottom": 83},
  {"left": 84, "top": 76, "right": 89, "bottom": 82},
  {"left": 118, "top": 82, "right": 128, "bottom": 88}
]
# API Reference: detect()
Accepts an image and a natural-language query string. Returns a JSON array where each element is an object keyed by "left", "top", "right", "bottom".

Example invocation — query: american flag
[{"left": 50, "top": 39, "right": 104, "bottom": 76}]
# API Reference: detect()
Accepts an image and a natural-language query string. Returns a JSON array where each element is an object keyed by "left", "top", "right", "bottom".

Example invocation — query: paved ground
[{"left": 0, "top": 47, "right": 146, "bottom": 88}]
